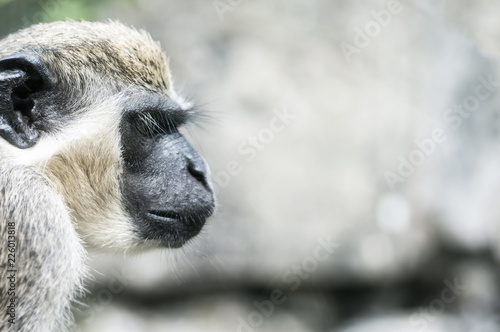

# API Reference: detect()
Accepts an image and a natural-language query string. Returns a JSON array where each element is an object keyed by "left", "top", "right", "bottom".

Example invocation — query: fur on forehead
[{"left": 0, "top": 20, "right": 172, "bottom": 93}]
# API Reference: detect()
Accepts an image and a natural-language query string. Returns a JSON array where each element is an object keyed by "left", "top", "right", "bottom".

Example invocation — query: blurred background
[{"left": 2, "top": 0, "right": 500, "bottom": 331}]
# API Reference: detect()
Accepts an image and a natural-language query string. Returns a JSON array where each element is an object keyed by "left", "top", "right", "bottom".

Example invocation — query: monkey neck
[{"left": 0, "top": 162, "right": 86, "bottom": 331}]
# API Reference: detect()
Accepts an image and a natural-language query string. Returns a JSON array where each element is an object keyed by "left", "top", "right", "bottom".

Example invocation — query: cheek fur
[{"left": 43, "top": 134, "right": 138, "bottom": 249}]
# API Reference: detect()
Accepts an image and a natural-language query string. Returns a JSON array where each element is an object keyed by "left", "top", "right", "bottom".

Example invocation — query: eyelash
[{"left": 135, "top": 112, "right": 178, "bottom": 137}]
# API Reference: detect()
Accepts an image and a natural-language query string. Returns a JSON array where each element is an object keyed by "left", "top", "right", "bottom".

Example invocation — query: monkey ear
[{"left": 0, "top": 53, "right": 55, "bottom": 149}]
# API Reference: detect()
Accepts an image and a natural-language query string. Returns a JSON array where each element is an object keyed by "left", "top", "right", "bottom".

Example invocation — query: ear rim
[
  {"left": 0, "top": 52, "right": 56, "bottom": 90},
  {"left": 0, "top": 52, "right": 56, "bottom": 149}
]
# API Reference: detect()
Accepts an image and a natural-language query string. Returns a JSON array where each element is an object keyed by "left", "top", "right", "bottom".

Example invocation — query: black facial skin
[{"left": 120, "top": 93, "right": 215, "bottom": 248}]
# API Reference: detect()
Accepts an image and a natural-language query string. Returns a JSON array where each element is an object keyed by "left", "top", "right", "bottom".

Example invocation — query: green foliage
[
  {"left": 0, "top": 0, "right": 14, "bottom": 8},
  {"left": 46, "top": 1, "right": 95, "bottom": 21},
  {"left": 0, "top": 0, "right": 140, "bottom": 36},
  {"left": 44, "top": 0, "right": 139, "bottom": 21}
]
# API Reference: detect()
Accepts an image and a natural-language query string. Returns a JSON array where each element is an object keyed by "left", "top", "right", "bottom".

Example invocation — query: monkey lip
[
  {"left": 148, "top": 210, "right": 183, "bottom": 221},
  {"left": 147, "top": 210, "right": 206, "bottom": 248},
  {"left": 147, "top": 210, "right": 209, "bottom": 226}
]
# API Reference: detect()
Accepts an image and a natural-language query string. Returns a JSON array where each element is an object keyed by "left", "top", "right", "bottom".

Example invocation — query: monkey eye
[
  {"left": 135, "top": 118, "right": 152, "bottom": 136},
  {"left": 133, "top": 111, "right": 184, "bottom": 137}
]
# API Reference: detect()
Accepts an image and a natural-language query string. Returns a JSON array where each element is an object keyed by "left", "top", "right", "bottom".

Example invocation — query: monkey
[{"left": 0, "top": 21, "right": 215, "bottom": 331}]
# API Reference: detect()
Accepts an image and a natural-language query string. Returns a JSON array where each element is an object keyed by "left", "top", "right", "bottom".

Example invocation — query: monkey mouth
[
  {"left": 148, "top": 210, "right": 182, "bottom": 221},
  {"left": 145, "top": 210, "right": 208, "bottom": 247},
  {"left": 148, "top": 208, "right": 212, "bottom": 225}
]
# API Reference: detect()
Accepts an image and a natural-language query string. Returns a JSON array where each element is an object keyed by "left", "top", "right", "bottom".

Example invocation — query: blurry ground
[{"left": 3, "top": 0, "right": 500, "bottom": 331}]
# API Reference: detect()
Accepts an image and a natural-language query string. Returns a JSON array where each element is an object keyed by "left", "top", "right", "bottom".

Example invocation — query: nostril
[{"left": 187, "top": 158, "right": 209, "bottom": 189}]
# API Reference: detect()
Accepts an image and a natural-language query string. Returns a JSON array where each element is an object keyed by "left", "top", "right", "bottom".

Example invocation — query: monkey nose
[{"left": 186, "top": 156, "right": 211, "bottom": 191}]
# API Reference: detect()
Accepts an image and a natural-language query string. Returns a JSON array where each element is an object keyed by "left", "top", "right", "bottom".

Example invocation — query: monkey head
[{"left": 0, "top": 21, "right": 215, "bottom": 251}]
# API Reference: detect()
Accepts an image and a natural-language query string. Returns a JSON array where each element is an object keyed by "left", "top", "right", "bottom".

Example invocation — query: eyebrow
[{"left": 124, "top": 91, "right": 193, "bottom": 124}]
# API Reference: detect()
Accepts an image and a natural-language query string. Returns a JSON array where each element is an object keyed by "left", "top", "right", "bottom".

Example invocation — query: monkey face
[
  {"left": 0, "top": 22, "right": 216, "bottom": 251},
  {"left": 119, "top": 92, "right": 215, "bottom": 248}
]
